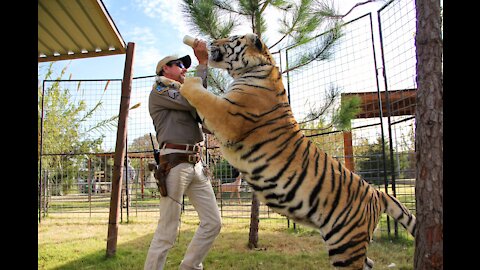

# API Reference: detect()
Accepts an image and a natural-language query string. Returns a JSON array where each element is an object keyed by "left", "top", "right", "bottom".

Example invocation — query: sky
[{"left": 40, "top": 0, "right": 386, "bottom": 80}]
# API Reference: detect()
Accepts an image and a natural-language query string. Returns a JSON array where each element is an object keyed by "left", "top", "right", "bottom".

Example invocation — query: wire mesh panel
[
  {"left": 123, "top": 75, "right": 161, "bottom": 219},
  {"left": 42, "top": 154, "right": 117, "bottom": 216},
  {"left": 41, "top": 79, "right": 123, "bottom": 153},
  {"left": 377, "top": 0, "right": 417, "bottom": 237},
  {"left": 285, "top": 15, "right": 381, "bottom": 170},
  {"left": 286, "top": 14, "right": 378, "bottom": 121},
  {"left": 39, "top": 79, "right": 123, "bottom": 219},
  {"left": 39, "top": 1, "right": 418, "bottom": 237},
  {"left": 127, "top": 75, "right": 158, "bottom": 153},
  {"left": 285, "top": 14, "right": 380, "bottom": 168},
  {"left": 284, "top": 8, "right": 417, "bottom": 237},
  {"left": 379, "top": 0, "right": 417, "bottom": 93}
]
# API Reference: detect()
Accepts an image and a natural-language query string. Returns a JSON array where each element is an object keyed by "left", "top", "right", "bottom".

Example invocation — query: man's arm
[
  {"left": 193, "top": 40, "right": 208, "bottom": 88},
  {"left": 190, "top": 39, "right": 213, "bottom": 134},
  {"left": 195, "top": 64, "right": 208, "bottom": 89}
]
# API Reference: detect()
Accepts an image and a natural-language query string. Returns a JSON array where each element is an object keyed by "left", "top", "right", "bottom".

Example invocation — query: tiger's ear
[{"left": 247, "top": 33, "right": 264, "bottom": 51}]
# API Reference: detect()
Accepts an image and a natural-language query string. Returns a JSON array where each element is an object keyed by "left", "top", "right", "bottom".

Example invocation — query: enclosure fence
[{"left": 39, "top": 0, "right": 416, "bottom": 238}]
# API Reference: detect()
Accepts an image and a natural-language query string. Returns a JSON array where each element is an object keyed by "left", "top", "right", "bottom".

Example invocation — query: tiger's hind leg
[
  {"left": 327, "top": 237, "right": 372, "bottom": 270},
  {"left": 329, "top": 250, "right": 367, "bottom": 270},
  {"left": 328, "top": 252, "right": 374, "bottom": 270}
]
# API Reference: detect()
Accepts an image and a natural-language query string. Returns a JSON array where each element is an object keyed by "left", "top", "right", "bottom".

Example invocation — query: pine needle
[
  {"left": 129, "top": 102, "right": 141, "bottom": 110},
  {"left": 104, "top": 80, "right": 110, "bottom": 92}
]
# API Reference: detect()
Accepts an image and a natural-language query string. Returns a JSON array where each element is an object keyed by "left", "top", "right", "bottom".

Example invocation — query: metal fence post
[
  {"left": 38, "top": 170, "right": 42, "bottom": 223},
  {"left": 366, "top": 12, "right": 393, "bottom": 237},
  {"left": 39, "top": 80, "right": 47, "bottom": 223},
  {"left": 88, "top": 157, "right": 92, "bottom": 218},
  {"left": 44, "top": 170, "right": 49, "bottom": 218},
  {"left": 377, "top": 7, "right": 399, "bottom": 238}
]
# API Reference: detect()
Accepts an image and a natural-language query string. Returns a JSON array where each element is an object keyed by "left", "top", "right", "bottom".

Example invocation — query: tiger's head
[{"left": 208, "top": 33, "right": 276, "bottom": 78}]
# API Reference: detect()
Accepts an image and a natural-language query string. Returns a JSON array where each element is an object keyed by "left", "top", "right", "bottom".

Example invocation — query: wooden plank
[{"left": 342, "top": 89, "right": 417, "bottom": 119}]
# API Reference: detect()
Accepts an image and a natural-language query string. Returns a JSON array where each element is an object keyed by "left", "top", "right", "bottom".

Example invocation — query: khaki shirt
[{"left": 148, "top": 64, "right": 208, "bottom": 148}]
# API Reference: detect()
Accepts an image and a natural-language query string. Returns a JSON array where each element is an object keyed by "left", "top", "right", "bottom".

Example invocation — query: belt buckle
[
  {"left": 192, "top": 145, "right": 201, "bottom": 152},
  {"left": 188, "top": 154, "right": 198, "bottom": 163}
]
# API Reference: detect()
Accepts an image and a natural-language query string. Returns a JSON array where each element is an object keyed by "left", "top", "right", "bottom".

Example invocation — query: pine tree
[{"left": 181, "top": 0, "right": 342, "bottom": 70}]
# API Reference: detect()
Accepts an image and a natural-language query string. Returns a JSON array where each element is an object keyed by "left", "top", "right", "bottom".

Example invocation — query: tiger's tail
[{"left": 380, "top": 191, "right": 416, "bottom": 236}]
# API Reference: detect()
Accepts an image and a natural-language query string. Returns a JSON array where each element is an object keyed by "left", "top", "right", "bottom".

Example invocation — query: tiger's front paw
[
  {"left": 180, "top": 77, "right": 204, "bottom": 97},
  {"left": 169, "top": 80, "right": 182, "bottom": 89},
  {"left": 156, "top": 76, "right": 181, "bottom": 89}
]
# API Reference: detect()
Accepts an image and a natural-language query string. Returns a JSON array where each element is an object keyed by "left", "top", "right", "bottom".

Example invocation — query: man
[
  {"left": 122, "top": 157, "right": 136, "bottom": 208},
  {"left": 145, "top": 40, "right": 221, "bottom": 270}
]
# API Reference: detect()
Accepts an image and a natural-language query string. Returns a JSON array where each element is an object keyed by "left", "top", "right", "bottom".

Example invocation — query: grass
[{"left": 39, "top": 213, "right": 414, "bottom": 270}]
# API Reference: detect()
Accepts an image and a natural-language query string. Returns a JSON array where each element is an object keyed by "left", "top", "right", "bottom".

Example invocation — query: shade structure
[{"left": 38, "top": 0, "right": 126, "bottom": 62}]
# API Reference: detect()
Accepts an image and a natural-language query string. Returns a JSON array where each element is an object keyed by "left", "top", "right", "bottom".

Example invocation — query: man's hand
[{"left": 193, "top": 40, "right": 208, "bottom": 65}]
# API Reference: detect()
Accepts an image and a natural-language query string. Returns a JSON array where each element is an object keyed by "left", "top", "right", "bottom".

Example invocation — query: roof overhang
[{"left": 38, "top": 0, "right": 126, "bottom": 62}]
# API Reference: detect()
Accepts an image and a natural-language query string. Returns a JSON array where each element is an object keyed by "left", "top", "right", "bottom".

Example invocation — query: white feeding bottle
[{"left": 183, "top": 35, "right": 196, "bottom": 47}]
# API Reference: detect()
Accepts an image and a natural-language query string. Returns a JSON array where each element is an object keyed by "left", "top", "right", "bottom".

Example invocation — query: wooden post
[
  {"left": 343, "top": 131, "right": 355, "bottom": 172},
  {"left": 106, "top": 42, "right": 135, "bottom": 257},
  {"left": 39, "top": 170, "right": 42, "bottom": 223}
]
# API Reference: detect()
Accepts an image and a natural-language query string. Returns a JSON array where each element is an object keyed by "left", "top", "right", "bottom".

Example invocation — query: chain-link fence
[{"left": 39, "top": 0, "right": 416, "bottom": 237}]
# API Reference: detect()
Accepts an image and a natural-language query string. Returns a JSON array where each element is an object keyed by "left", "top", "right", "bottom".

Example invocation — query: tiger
[{"left": 179, "top": 33, "right": 416, "bottom": 270}]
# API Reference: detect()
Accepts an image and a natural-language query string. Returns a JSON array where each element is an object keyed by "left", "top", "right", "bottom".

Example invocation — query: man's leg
[
  {"left": 127, "top": 187, "right": 132, "bottom": 206},
  {"left": 180, "top": 162, "right": 222, "bottom": 270},
  {"left": 144, "top": 163, "right": 192, "bottom": 270},
  {"left": 122, "top": 187, "right": 126, "bottom": 207}
]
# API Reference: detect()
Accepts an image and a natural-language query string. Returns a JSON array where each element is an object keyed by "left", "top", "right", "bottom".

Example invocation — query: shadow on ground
[
  {"left": 48, "top": 226, "right": 412, "bottom": 270},
  {"left": 48, "top": 228, "right": 333, "bottom": 270}
]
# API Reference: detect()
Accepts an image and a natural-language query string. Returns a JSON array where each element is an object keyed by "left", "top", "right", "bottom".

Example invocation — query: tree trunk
[
  {"left": 414, "top": 0, "right": 443, "bottom": 269},
  {"left": 248, "top": 192, "right": 260, "bottom": 249},
  {"left": 248, "top": 18, "right": 262, "bottom": 250}
]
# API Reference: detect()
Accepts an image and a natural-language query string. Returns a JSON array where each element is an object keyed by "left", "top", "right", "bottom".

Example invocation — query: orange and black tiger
[{"left": 180, "top": 33, "right": 416, "bottom": 270}]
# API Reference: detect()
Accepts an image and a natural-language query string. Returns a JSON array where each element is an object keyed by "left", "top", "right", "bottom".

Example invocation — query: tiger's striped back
[{"left": 180, "top": 33, "right": 416, "bottom": 270}]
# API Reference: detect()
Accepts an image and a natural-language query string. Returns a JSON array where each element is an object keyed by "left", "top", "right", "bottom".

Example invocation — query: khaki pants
[
  {"left": 122, "top": 184, "right": 132, "bottom": 207},
  {"left": 144, "top": 162, "right": 221, "bottom": 270}
]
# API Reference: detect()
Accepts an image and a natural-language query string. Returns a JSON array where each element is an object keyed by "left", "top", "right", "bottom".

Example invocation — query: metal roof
[{"left": 38, "top": 0, "right": 126, "bottom": 62}]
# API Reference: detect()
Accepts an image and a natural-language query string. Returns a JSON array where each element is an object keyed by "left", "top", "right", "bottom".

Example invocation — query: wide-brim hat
[{"left": 156, "top": 55, "right": 191, "bottom": 75}]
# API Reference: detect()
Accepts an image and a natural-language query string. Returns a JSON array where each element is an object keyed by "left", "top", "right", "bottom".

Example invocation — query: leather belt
[
  {"left": 163, "top": 143, "right": 200, "bottom": 152},
  {"left": 160, "top": 153, "right": 201, "bottom": 166}
]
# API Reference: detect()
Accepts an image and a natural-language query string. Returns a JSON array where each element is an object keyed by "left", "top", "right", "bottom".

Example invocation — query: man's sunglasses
[{"left": 168, "top": 61, "right": 185, "bottom": 69}]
